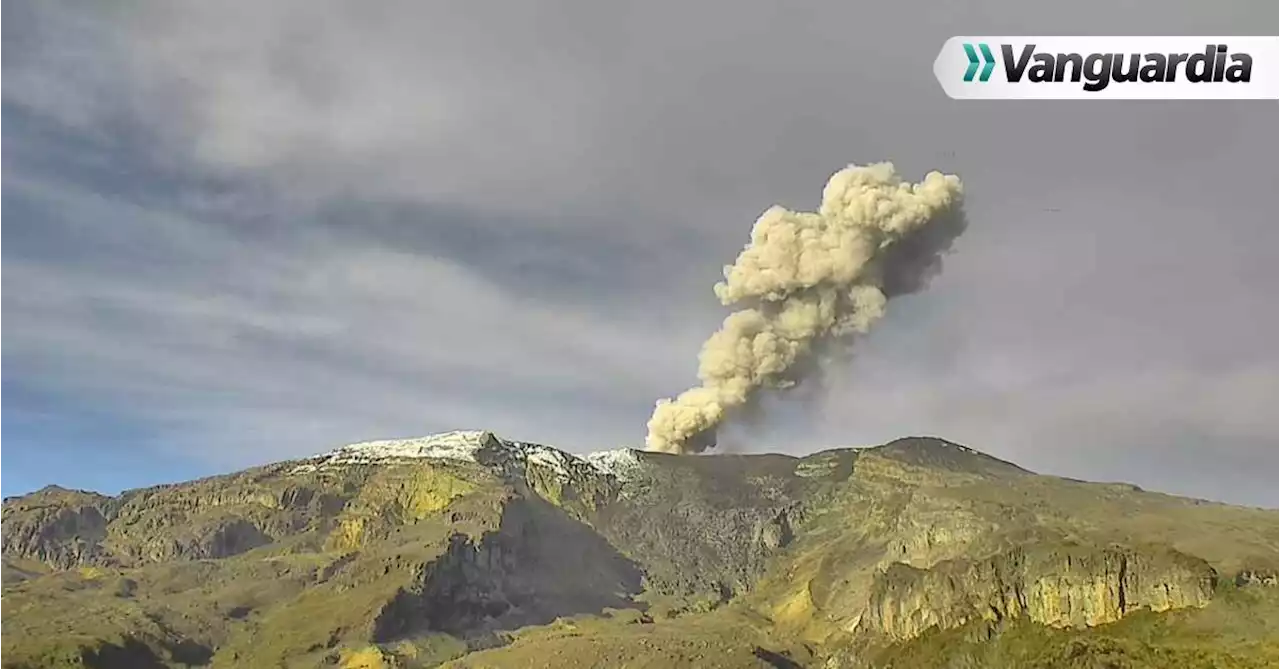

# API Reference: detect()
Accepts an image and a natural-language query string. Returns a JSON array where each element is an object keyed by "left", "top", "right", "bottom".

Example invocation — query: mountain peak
[
  {"left": 322, "top": 429, "right": 504, "bottom": 464},
  {"left": 3, "top": 484, "right": 110, "bottom": 506},
  {"left": 871, "top": 436, "right": 1032, "bottom": 476},
  {"left": 304, "top": 430, "right": 649, "bottom": 484}
]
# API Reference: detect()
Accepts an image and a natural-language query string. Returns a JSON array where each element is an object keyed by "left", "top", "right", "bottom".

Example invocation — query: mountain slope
[{"left": 2, "top": 431, "right": 1276, "bottom": 668}]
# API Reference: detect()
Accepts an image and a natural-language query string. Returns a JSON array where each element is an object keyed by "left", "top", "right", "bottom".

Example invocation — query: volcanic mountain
[{"left": 2, "top": 431, "right": 1276, "bottom": 668}]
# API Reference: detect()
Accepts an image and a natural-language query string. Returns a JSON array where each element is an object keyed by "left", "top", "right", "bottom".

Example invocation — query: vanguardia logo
[
  {"left": 999, "top": 44, "right": 1253, "bottom": 91},
  {"left": 935, "top": 37, "right": 1278, "bottom": 100},
  {"left": 963, "top": 43, "right": 996, "bottom": 82}
]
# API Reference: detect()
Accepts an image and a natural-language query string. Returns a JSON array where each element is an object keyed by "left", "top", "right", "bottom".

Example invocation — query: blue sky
[{"left": 3, "top": 0, "right": 1276, "bottom": 506}]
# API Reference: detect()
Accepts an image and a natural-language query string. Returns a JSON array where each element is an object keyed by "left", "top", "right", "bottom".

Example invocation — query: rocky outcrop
[
  {"left": 519, "top": 454, "right": 620, "bottom": 517},
  {"left": 325, "top": 465, "right": 481, "bottom": 551},
  {"left": 1233, "top": 568, "right": 1279, "bottom": 587},
  {"left": 1, "top": 486, "right": 111, "bottom": 569},
  {"left": 859, "top": 544, "right": 1217, "bottom": 640},
  {"left": 135, "top": 518, "right": 276, "bottom": 562}
]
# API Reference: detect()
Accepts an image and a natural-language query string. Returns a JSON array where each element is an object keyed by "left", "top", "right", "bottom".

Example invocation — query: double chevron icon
[{"left": 963, "top": 43, "right": 996, "bottom": 82}]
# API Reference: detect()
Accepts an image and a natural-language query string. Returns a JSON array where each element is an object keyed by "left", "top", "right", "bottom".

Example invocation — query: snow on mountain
[
  {"left": 326, "top": 430, "right": 498, "bottom": 463},
  {"left": 583, "top": 449, "right": 646, "bottom": 482},
  {"left": 295, "top": 430, "right": 648, "bottom": 482}
]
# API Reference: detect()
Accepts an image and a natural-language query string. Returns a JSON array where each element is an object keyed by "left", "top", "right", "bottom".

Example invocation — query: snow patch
[
  {"left": 492, "top": 440, "right": 587, "bottom": 483},
  {"left": 322, "top": 430, "right": 497, "bottom": 465},
  {"left": 301, "top": 430, "right": 650, "bottom": 485},
  {"left": 584, "top": 448, "right": 645, "bottom": 482},
  {"left": 523, "top": 445, "right": 573, "bottom": 479}
]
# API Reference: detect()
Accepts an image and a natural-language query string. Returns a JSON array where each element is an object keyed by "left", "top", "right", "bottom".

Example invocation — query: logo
[
  {"left": 935, "top": 36, "right": 1279, "bottom": 99},
  {"left": 963, "top": 43, "right": 996, "bottom": 82}
]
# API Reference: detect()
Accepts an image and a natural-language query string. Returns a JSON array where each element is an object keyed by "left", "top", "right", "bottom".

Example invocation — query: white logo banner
[{"left": 934, "top": 36, "right": 1280, "bottom": 99}]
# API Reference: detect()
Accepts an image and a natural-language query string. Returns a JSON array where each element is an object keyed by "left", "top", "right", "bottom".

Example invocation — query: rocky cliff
[{"left": 859, "top": 544, "right": 1217, "bottom": 640}]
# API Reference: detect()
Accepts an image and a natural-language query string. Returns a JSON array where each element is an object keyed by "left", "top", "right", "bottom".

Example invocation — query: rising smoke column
[{"left": 645, "top": 163, "right": 967, "bottom": 454}]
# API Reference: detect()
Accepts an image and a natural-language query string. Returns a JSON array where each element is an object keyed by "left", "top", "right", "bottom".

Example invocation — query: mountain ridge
[
  {"left": 3, "top": 432, "right": 1276, "bottom": 669},
  {"left": 4, "top": 431, "right": 1029, "bottom": 504}
]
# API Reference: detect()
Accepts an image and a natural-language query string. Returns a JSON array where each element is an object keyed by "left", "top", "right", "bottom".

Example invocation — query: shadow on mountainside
[
  {"left": 753, "top": 647, "right": 805, "bottom": 668},
  {"left": 374, "top": 494, "right": 647, "bottom": 641}
]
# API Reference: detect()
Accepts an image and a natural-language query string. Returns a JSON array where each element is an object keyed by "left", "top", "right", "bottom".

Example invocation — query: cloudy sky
[{"left": 3, "top": 1, "right": 1275, "bottom": 506}]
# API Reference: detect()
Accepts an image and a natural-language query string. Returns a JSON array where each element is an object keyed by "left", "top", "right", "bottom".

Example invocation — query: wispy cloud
[
  {"left": 2, "top": 0, "right": 1275, "bottom": 506},
  {"left": 3, "top": 168, "right": 713, "bottom": 474}
]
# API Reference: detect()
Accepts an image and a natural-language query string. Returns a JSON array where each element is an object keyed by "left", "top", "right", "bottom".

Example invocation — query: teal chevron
[
  {"left": 963, "top": 42, "right": 997, "bottom": 82},
  {"left": 978, "top": 43, "right": 995, "bottom": 81},
  {"left": 963, "top": 43, "right": 980, "bottom": 81}
]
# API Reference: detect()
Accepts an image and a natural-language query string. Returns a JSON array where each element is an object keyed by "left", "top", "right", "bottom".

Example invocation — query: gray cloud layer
[{"left": 3, "top": 0, "right": 1276, "bottom": 506}]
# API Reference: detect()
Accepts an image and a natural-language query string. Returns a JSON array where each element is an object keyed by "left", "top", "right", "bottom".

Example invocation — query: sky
[{"left": 2, "top": 1, "right": 1276, "bottom": 507}]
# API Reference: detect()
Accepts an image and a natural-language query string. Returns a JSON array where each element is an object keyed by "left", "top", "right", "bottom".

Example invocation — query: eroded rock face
[
  {"left": 592, "top": 453, "right": 811, "bottom": 599},
  {"left": 372, "top": 497, "right": 645, "bottom": 640},
  {"left": 1, "top": 492, "right": 110, "bottom": 569},
  {"left": 859, "top": 544, "right": 1217, "bottom": 640},
  {"left": 162, "top": 518, "right": 276, "bottom": 561}
]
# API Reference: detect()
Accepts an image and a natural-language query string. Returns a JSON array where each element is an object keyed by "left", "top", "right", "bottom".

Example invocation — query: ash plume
[{"left": 645, "top": 163, "right": 967, "bottom": 454}]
